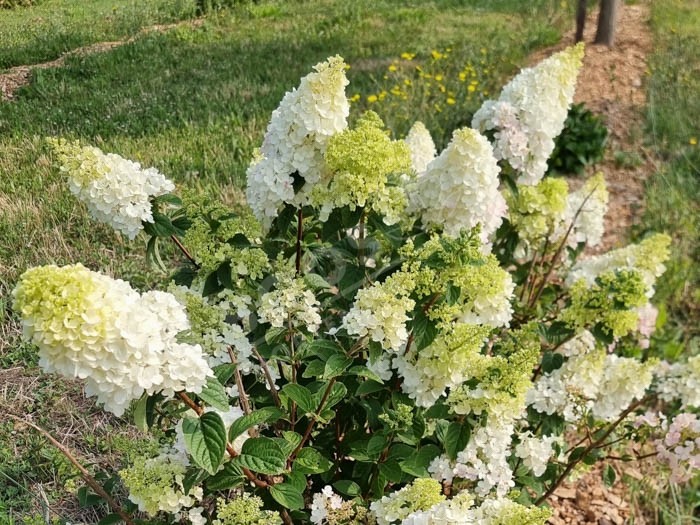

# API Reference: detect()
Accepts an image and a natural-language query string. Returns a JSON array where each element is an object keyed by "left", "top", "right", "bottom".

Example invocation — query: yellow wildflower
[{"left": 367, "top": 94, "right": 378, "bottom": 103}]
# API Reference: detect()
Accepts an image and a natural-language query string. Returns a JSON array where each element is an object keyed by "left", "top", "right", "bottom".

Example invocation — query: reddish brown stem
[
  {"left": 290, "top": 378, "right": 338, "bottom": 460},
  {"left": 295, "top": 209, "right": 303, "bottom": 275},
  {"left": 170, "top": 234, "right": 200, "bottom": 269},
  {"left": 252, "top": 346, "right": 282, "bottom": 408}
]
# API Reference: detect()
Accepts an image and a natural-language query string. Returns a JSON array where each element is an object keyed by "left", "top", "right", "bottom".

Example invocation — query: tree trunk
[
  {"left": 595, "top": 0, "right": 620, "bottom": 47},
  {"left": 575, "top": 0, "right": 588, "bottom": 43}
]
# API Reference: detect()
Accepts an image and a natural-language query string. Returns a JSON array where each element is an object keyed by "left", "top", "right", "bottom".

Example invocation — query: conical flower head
[
  {"left": 408, "top": 127, "right": 506, "bottom": 244},
  {"left": 12, "top": 264, "right": 212, "bottom": 415},
  {"left": 246, "top": 56, "right": 350, "bottom": 229},
  {"left": 473, "top": 44, "right": 585, "bottom": 185},
  {"left": 404, "top": 121, "right": 436, "bottom": 175}
]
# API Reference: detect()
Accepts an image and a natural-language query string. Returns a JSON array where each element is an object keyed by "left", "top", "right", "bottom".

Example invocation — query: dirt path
[{"left": 0, "top": 18, "right": 203, "bottom": 101}]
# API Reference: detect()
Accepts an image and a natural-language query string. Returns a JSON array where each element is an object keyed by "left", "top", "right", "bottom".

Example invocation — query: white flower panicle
[
  {"left": 472, "top": 44, "right": 584, "bottom": 185},
  {"left": 527, "top": 348, "right": 655, "bottom": 422},
  {"left": 559, "top": 173, "right": 609, "bottom": 248},
  {"left": 342, "top": 279, "right": 415, "bottom": 352},
  {"left": 566, "top": 233, "right": 671, "bottom": 297},
  {"left": 404, "top": 121, "right": 437, "bottom": 175},
  {"left": 49, "top": 139, "right": 174, "bottom": 239},
  {"left": 246, "top": 56, "right": 350, "bottom": 228},
  {"left": 657, "top": 356, "right": 700, "bottom": 409},
  {"left": 258, "top": 277, "right": 322, "bottom": 333},
  {"left": 310, "top": 486, "right": 345, "bottom": 524},
  {"left": 429, "top": 421, "right": 515, "bottom": 497},
  {"left": 402, "top": 493, "right": 550, "bottom": 525},
  {"left": 655, "top": 413, "right": 700, "bottom": 484},
  {"left": 515, "top": 434, "right": 558, "bottom": 477},
  {"left": 458, "top": 272, "right": 515, "bottom": 328},
  {"left": 557, "top": 330, "right": 596, "bottom": 357},
  {"left": 12, "top": 264, "right": 213, "bottom": 415},
  {"left": 408, "top": 127, "right": 506, "bottom": 244}
]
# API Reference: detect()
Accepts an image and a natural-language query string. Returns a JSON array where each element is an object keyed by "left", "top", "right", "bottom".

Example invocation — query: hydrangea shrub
[{"left": 11, "top": 46, "right": 699, "bottom": 524}]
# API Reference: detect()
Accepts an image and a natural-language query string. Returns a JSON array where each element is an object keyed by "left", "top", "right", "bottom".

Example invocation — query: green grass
[
  {"left": 0, "top": 0, "right": 569, "bottom": 520},
  {"left": 0, "top": 0, "right": 197, "bottom": 69}
]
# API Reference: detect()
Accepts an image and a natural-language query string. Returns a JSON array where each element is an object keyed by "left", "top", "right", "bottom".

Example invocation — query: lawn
[{"left": 0, "top": 0, "right": 569, "bottom": 521}]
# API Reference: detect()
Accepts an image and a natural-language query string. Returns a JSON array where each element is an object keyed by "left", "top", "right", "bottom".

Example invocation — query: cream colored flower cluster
[
  {"left": 657, "top": 355, "right": 700, "bottom": 409},
  {"left": 402, "top": 492, "right": 550, "bottom": 525},
  {"left": 13, "top": 264, "right": 212, "bottom": 415},
  {"left": 408, "top": 128, "right": 506, "bottom": 244},
  {"left": 527, "top": 348, "right": 656, "bottom": 422},
  {"left": 246, "top": 56, "right": 350, "bottom": 229},
  {"left": 404, "top": 121, "right": 437, "bottom": 175},
  {"left": 472, "top": 44, "right": 584, "bottom": 185},
  {"left": 566, "top": 233, "right": 671, "bottom": 297},
  {"left": 258, "top": 276, "right": 322, "bottom": 333},
  {"left": 49, "top": 139, "right": 175, "bottom": 239}
]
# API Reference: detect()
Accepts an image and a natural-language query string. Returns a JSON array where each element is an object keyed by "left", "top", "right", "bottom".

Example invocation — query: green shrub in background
[
  {"left": 548, "top": 103, "right": 608, "bottom": 176},
  {"left": 0, "top": 0, "right": 41, "bottom": 8}
]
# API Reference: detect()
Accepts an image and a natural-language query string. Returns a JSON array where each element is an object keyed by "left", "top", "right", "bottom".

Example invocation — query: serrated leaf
[
  {"left": 308, "top": 339, "right": 344, "bottom": 360},
  {"left": 235, "top": 437, "right": 287, "bottom": 475},
  {"left": 146, "top": 236, "right": 167, "bottom": 272},
  {"left": 333, "top": 480, "right": 361, "bottom": 497},
  {"left": 347, "top": 365, "right": 384, "bottom": 383},
  {"left": 304, "top": 273, "right": 332, "bottom": 290},
  {"left": 323, "top": 354, "right": 353, "bottom": 379},
  {"left": 412, "top": 309, "right": 438, "bottom": 351},
  {"left": 207, "top": 461, "right": 245, "bottom": 490},
  {"left": 132, "top": 392, "right": 149, "bottom": 432},
  {"left": 270, "top": 483, "right": 304, "bottom": 510},
  {"left": 265, "top": 327, "right": 288, "bottom": 345},
  {"left": 198, "top": 376, "right": 230, "bottom": 411},
  {"left": 317, "top": 381, "right": 347, "bottom": 410},
  {"left": 202, "top": 271, "right": 223, "bottom": 297},
  {"left": 183, "top": 413, "right": 227, "bottom": 475},
  {"left": 302, "top": 359, "right": 326, "bottom": 379},
  {"left": 443, "top": 422, "right": 471, "bottom": 461},
  {"left": 295, "top": 447, "right": 333, "bottom": 474},
  {"left": 217, "top": 261, "right": 233, "bottom": 289},
  {"left": 281, "top": 384, "right": 317, "bottom": 414},
  {"left": 229, "top": 407, "right": 284, "bottom": 442}
]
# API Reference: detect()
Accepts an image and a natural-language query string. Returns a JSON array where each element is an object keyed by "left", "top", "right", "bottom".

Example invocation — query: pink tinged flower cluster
[
  {"left": 12, "top": 264, "right": 213, "bottom": 416},
  {"left": 655, "top": 413, "right": 700, "bottom": 483},
  {"left": 246, "top": 56, "right": 350, "bottom": 229},
  {"left": 408, "top": 127, "right": 507, "bottom": 244},
  {"left": 472, "top": 44, "right": 584, "bottom": 185}
]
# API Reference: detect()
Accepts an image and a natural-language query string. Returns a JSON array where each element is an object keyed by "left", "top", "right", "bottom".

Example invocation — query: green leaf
[
  {"left": 323, "top": 354, "right": 353, "bottom": 379},
  {"left": 443, "top": 422, "right": 471, "bottom": 460},
  {"left": 399, "top": 445, "right": 441, "bottom": 477},
  {"left": 304, "top": 273, "right": 332, "bottom": 290},
  {"left": 145, "top": 236, "right": 167, "bottom": 272},
  {"left": 333, "top": 480, "right": 361, "bottom": 497},
  {"left": 281, "top": 384, "right": 316, "bottom": 414},
  {"left": 302, "top": 359, "right": 326, "bottom": 379},
  {"left": 541, "top": 352, "right": 564, "bottom": 374},
  {"left": 229, "top": 407, "right": 284, "bottom": 442},
  {"left": 412, "top": 309, "right": 438, "bottom": 351},
  {"left": 356, "top": 380, "right": 385, "bottom": 396},
  {"left": 294, "top": 447, "right": 333, "bottom": 474},
  {"left": 202, "top": 271, "right": 223, "bottom": 297},
  {"left": 270, "top": 483, "right": 304, "bottom": 510},
  {"left": 198, "top": 376, "right": 230, "bottom": 411},
  {"left": 132, "top": 392, "right": 150, "bottom": 432},
  {"left": 265, "top": 327, "right": 288, "bottom": 345},
  {"left": 217, "top": 261, "right": 233, "bottom": 289},
  {"left": 347, "top": 365, "right": 384, "bottom": 383},
  {"left": 77, "top": 486, "right": 101, "bottom": 507},
  {"left": 318, "top": 381, "right": 347, "bottom": 410},
  {"left": 207, "top": 462, "right": 245, "bottom": 491},
  {"left": 308, "top": 339, "right": 344, "bottom": 360},
  {"left": 214, "top": 363, "right": 237, "bottom": 385},
  {"left": 235, "top": 437, "right": 287, "bottom": 475},
  {"left": 380, "top": 460, "right": 403, "bottom": 483},
  {"left": 367, "top": 435, "right": 388, "bottom": 458},
  {"left": 277, "top": 431, "right": 303, "bottom": 457},
  {"left": 182, "top": 413, "right": 227, "bottom": 475},
  {"left": 603, "top": 464, "right": 616, "bottom": 487}
]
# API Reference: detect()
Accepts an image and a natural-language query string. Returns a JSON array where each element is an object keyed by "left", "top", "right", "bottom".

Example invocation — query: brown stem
[
  {"left": 290, "top": 378, "right": 337, "bottom": 460},
  {"left": 170, "top": 234, "right": 200, "bottom": 269},
  {"left": 281, "top": 509, "right": 294, "bottom": 525},
  {"left": 228, "top": 347, "right": 251, "bottom": 415},
  {"left": 7, "top": 415, "right": 135, "bottom": 525},
  {"left": 535, "top": 396, "right": 648, "bottom": 505},
  {"left": 295, "top": 208, "right": 303, "bottom": 276},
  {"left": 528, "top": 186, "right": 598, "bottom": 310},
  {"left": 252, "top": 346, "right": 282, "bottom": 409},
  {"left": 358, "top": 212, "right": 366, "bottom": 268}
]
